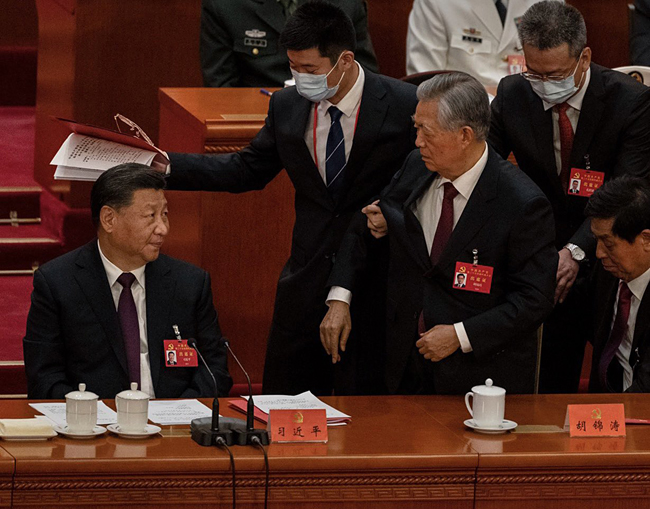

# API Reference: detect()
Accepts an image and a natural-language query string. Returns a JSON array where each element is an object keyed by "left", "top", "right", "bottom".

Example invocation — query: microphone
[
  {"left": 188, "top": 337, "right": 244, "bottom": 446},
  {"left": 223, "top": 338, "right": 269, "bottom": 446}
]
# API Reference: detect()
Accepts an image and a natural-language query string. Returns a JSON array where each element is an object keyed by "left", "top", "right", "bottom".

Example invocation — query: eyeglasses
[
  {"left": 520, "top": 52, "right": 584, "bottom": 83},
  {"left": 114, "top": 113, "right": 155, "bottom": 147}
]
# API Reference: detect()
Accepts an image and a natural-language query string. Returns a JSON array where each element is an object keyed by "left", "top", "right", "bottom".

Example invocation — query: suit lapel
[
  {"left": 632, "top": 287, "right": 650, "bottom": 352},
  {"left": 403, "top": 171, "right": 437, "bottom": 271},
  {"left": 145, "top": 256, "right": 175, "bottom": 392},
  {"left": 254, "top": 0, "right": 286, "bottom": 35},
  {"left": 471, "top": 0, "right": 503, "bottom": 42},
  {"left": 436, "top": 151, "right": 499, "bottom": 271},
  {"left": 571, "top": 65, "right": 605, "bottom": 170},
  {"left": 594, "top": 273, "right": 619, "bottom": 352},
  {"left": 74, "top": 242, "right": 129, "bottom": 378}
]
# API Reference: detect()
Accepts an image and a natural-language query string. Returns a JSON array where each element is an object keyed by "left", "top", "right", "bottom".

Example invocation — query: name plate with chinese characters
[
  {"left": 564, "top": 403, "right": 626, "bottom": 437},
  {"left": 268, "top": 409, "right": 328, "bottom": 443}
]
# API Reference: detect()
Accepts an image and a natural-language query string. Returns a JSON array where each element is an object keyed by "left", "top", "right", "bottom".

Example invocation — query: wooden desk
[
  {"left": 417, "top": 393, "right": 650, "bottom": 509},
  {"left": 0, "top": 397, "right": 476, "bottom": 508},
  {"left": 158, "top": 88, "right": 295, "bottom": 387}
]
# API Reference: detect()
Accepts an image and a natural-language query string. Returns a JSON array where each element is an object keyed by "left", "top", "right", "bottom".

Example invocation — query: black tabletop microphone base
[
  {"left": 191, "top": 416, "right": 246, "bottom": 447},
  {"left": 233, "top": 427, "right": 270, "bottom": 446}
]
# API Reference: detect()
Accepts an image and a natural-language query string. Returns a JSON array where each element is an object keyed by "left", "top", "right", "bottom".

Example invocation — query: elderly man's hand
[
  {"left": 555, "top": 248, "right": 579, "bottom": 304},
  {"left": 319, "top": 301, "right": 351, "bottom": 364},
  {"left": 362, "top": 200, "right": 388, "bottom": 239},
  {"left": 416, "top": 324, "right": 460, "bottom": 362}
]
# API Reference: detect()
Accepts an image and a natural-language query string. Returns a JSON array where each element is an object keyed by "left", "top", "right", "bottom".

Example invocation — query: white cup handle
[{"left": 465, "top": 392, "right": 474, "bottom": 417}]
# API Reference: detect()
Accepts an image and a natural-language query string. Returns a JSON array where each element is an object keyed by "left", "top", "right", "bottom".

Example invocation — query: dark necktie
[
  {"left": 598, "top": 282, "right": 633, "bottom": 392},
  {"left": 495, "top": 0, "right": 507, "bottom": 26},
  {"left": 117, "top": 273, "right": 141, "bottom": 388},
  {"left": 419, "top": 182, "right": 459, "bottom": 333},
  {"left": 326, "top": 106, "right": 346, "bottom": 201},
  {"left": 556, "top": 102, "right": 574, "bottom": 191}
]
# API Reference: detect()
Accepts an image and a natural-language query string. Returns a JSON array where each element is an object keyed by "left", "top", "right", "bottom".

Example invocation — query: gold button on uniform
[{"left": 252, "top": 48, "right": 259, "bottom": 55}]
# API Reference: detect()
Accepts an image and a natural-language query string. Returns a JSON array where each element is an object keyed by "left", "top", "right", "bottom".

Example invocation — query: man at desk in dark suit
[
  {"left": 165, "top": 1, "right": 417, "bottom": 395},
  {"left": 321, "top": 73, "right": 557, "bottom": 394},
  {"left": 489, "top": 1, "right": 650, "bottom": 393},
  {"left": 23, "top": 164, "right": 232, "bottom": 399},
  {"left": 200, "top": 0, "right": 378, "bottom": 87},
  {"left": 586, "top": 177, "right": 650, "bottom": 393}
]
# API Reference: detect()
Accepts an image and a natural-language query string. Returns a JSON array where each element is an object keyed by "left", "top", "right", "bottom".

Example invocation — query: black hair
[
  {"left": 585, "top": 176, "right": 650, "bottom": 243},
  {"left": 279, "top": 0, "right": 356, "bottom": 64},
  {"left": 91, "top": 163, "right": 166, "bottom": 227}
]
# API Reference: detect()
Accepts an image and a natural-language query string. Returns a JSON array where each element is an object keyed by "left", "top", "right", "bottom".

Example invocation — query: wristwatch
[{"left": 564, "top": 243, "right": 585, "bottom": 262}]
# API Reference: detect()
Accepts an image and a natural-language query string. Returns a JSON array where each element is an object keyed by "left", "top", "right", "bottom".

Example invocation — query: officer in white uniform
[{"left": 406, "top": 0, "right": 563, "bottom": 88}]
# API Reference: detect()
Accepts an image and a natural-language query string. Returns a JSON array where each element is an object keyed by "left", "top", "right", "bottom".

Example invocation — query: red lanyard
[{"left": 312, "top": 102, "right": 361, "bottom": 169}]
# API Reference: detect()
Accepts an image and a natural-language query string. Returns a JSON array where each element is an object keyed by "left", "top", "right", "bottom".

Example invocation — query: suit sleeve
[
  {"left": 181, "top": 271, "right": 233, "bottom": 398},
  {"left": 569, "top": 86, "right": 650, "bottom": 251},
  {"left": 487, "top": 79, "right": 512, "bottom": 160},
  {"left": 405, "top": 0, "right": 448, "bottom": 75},
  {"left": 23, "top": 270, "right": 75, "bottom": 399},
  {"left": 351, "top": 0, "right": 379, "bottom": 73},
  {"left": 631, "top": 0, "right": 650, "bottom": 66},
  {"left": 200, "top": 0, "right": 239, "bottom": 87},
  {"left": 463, "top": 194, "right": 558, "bottom": 358},
  {"left": 166, "top": 93, "right": 284, "bottom": 193}
]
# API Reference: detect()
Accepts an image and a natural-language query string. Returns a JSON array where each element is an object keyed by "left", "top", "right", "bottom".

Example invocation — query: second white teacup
[
  {"left": 465, "top": 378, "right": 505, "bottom": 428},
  {"left": 116, "top": 382, "right": 149, "bottom": 433},
  {"left": 65, "top": 383, "right": 98, "bottom": 434}
]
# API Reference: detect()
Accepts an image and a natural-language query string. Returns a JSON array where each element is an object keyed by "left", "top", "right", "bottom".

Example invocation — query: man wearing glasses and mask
[
  {"left": 489, "top": 1, "right": 650, "bottom": 394},
  {"left": 164, "top": 1, "right": 417, "bottom": 396}
]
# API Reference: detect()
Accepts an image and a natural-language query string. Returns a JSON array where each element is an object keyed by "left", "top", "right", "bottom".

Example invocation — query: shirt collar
[
  {"left": 542, "top": 67, "right": 591, "bottom": 111},
  {"left": 625, "top": 265, "right": 650, "bottom": 302},
  {"left": 435, "top": 142, "right": 489, "bottom": 200},
  {"left": 97, "top": 239, "right": 146, "bottom": 290},
  {"left": 321, "top": 61, "right": 365, "bottom": 118}
]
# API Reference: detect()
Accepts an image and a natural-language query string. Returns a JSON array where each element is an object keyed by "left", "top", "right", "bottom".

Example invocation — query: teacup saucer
[
  {"left": 464, "top": 419, "right": 517, "bottom": 434},
  {"left": 53, "top": 425, "right": 107, "bottom": 439},
  {"left": 107, "top": 423, "right": 161, "bottom": 439}
]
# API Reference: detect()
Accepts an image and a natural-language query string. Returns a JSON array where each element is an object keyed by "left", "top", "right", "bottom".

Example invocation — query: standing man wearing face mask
[
  {"left": 489, "top": 1, "right": 650, "bottom": 394},
  {"left": 164, "top": 1, "right": 417, "bottom": 396}
]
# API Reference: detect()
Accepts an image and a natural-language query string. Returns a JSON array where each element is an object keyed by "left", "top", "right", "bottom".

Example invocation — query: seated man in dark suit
[
  {"left": 321, "top": 72, "right": 558, "bottom": 395},
  {"left": 200, "top": 0, "right": 378, "bottom": 87},
  {"left": 23, "top": 164, "right": 232, "bottom": 399},
  {"left": 585, "top": 176, "right": 650, "bottom": 392},
  {"left": 489, "top": 1, "right": 650, "bottom": 393},
  {"left": 166, "top": 1, "right": 417, "bottom": 396}
]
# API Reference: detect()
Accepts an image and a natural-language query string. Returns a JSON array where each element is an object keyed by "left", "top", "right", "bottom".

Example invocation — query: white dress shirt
[
  {"left": 541, "top": 68, "right": 591, "bottom": 175},
  {"left": 328, "top": 143, "right": 489, "bottom": 354},
  {"left": 305, "top": 62, "right": 365, "bottom": 182},
  {"left": 613, "top": 266, "right": 650, "bottom": 391},
  {"left": 97, "top": 241, "right": 156, "bottom": 398}
]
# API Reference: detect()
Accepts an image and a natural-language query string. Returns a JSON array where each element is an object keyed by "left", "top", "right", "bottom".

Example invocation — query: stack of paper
[
  {"left": 228, "top": 391, "right": 351, "bottom": 426},
  {"left": 29, "top": 402, "right": 117, "bottom": 427},
  {"left": 147, "top": 400, "right": 213, "bottom": 425}
]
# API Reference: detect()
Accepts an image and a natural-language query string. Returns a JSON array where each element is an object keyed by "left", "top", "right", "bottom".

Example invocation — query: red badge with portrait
[
  {"left": 453, "top": 262, "right": 493, "bottom": 294},
  {"left": 163, "top": 340, "right": 198, "bottom": 368},
  {"left": 567, "top": 168, "right": 604, "bottom": 197}
]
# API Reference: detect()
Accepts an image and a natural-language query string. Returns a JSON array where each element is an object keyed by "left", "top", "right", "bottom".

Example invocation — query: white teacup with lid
[
  {"left": 116, "top": 382, "right": 149, "bottom": 433},
  {"left": 65, "top": 383, "right": 98, "bottom": 434},
  {"left": 464, "top": 378, "right": 505, "bottom": 428}
]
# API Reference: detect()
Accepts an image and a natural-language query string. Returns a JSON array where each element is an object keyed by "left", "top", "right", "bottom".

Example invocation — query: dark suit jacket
[
  {"left": 489, "top": 63, "right": 650, "bottom": 254},
  {"left": 632, "top": 0, "right": 650, "bottom": 66},
  {"left": 588, "top": 264, "right": 650, "bottom": 393},
  {"left": 330, "top": 147, "right": 558, "bottom": 394},
  {"left": 167, "top": 72, "right": 417, "bottom": 336},
  {"left": 200, "top": 0, "right": 379, "bottom": 87},
  {"left": 23, "top": 241, "right": 232, "bottom": 400}
]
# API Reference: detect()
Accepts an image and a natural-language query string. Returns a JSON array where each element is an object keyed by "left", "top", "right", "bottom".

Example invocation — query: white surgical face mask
[
  {"left": 291, "top": 53, "right": 346, "bottom": 102},
  {"left": 529, "top": 53, "right": 585, "bottom": 105}
]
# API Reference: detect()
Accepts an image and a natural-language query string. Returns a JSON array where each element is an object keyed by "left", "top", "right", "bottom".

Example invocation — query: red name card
[
  {"left": 564, "top": 404, "right": 626, "bottom": 437},
  {"left": 268, "top": 409, "right": 328, "bottom": 443},
  {"left": 163, "top": 340, "right": 198, "bottom": 368},
  {"left": 567, "top": 168, "right": 605, "bottom": 197}
]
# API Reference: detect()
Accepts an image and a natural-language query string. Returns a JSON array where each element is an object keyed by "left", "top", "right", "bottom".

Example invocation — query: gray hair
[
  {"left": 518, "top": 1, "right": 587, "bottom": 58},
  {"left": 416, "top": 72, "right": 490, "bottom": 142}
]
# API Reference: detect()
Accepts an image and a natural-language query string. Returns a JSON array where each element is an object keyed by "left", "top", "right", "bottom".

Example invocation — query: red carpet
[
  {"left": 0, "top": 276, "right": 32, "bottom": 360},
  {"left": 0, "top": 106, "right": 37, "bottom": 186}
]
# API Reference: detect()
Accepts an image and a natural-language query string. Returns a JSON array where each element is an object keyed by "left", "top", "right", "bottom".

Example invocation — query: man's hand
[
  {"left": 415, "top": 324, "right": 460, "bottom": 362},
  {"left": 319, "top": 301, "right": 351, "bottom": 364},
  {"left": 555, "top": 248, "right": 580, "bottom": 304},
  {"left": 362, "top": 200, "right": 387, "bottom": 239}
]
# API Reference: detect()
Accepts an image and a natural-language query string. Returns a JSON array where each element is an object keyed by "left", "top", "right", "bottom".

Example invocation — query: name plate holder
[
  {"left": 268, "top": 409, "right": 328, "bottom": 443},
  {"left": 564, "top": 404, "right": 626, "bottom": 437}
]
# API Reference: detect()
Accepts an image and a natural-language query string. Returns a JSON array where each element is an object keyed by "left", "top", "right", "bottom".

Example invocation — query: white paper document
[
  {"left": 147, "top": 400, "right": 213, "bottom": 425},
  {"left": 29, "top": 401, "right": 118, "bottom": 427},
  {"left": 243, "top": 391, "right": 351, "bottom": 424}
]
